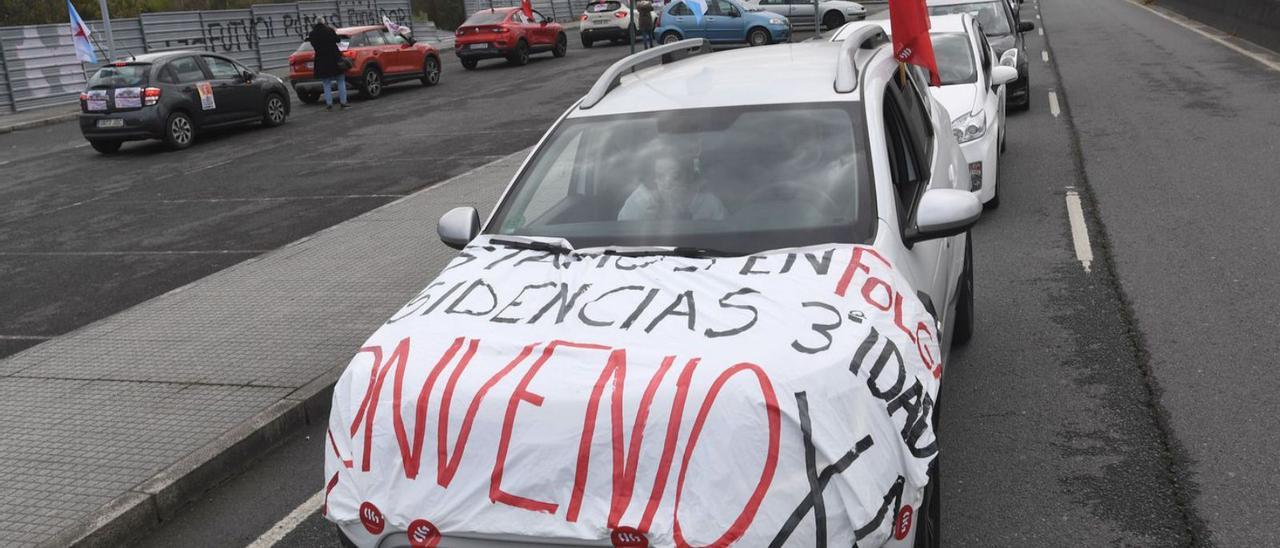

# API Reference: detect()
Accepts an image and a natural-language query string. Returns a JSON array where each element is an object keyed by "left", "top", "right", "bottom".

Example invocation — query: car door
[
  {"left": 705, "top": 0, "right": 747, "bottom": 42},
  {"left": 665, "top": 2, "right": 704, "bottom": 38},
  {"left": 199, "top": 55, "right": 258, "bottom": 124},
  {"left": 788, "top": 0, "right": 815, "bottom": 26},
  {"left": 360, "top": 30, "right": 392, "bottom": 74},
  {"left": 162, "top": 56, "right": 213, "bottom": 124},
  {"left": 531, "top": 10, "right": 556, "bottom": 46},
  {"left": 382, "top": 30, "right": 414, "bottom": 75}
]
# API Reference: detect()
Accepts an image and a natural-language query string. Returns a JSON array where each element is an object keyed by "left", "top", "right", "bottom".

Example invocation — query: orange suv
[{"left": 288, "top": 25, "right": 442, "bottom": 102}]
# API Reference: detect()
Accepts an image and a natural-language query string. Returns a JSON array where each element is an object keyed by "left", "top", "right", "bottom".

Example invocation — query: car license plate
[
  {"left": 97, "top": 119, "right": 124, "bottom": 128},
  {"left": 304, "top": 61, "right": 314, "bottom": 69},
  {"left": 469, "top": 43, "right": 488, "bottom": 49}
]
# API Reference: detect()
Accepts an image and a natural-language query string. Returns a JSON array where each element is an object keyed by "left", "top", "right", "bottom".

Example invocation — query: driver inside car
[{"left": 617, "top": 154, "right": 726, "bottom": 221}]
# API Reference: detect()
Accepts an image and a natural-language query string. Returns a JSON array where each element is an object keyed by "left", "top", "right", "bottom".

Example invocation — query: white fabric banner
[{"left": 325, "top": 238, "right": 942, "bottom": 547}]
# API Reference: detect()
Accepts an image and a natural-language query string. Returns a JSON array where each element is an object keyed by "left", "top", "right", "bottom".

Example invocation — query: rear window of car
[
  {"left": 87, "top": 64, "right": 149, "bottom": 88},
  {"left": 588, "top": 1, "right": 623, "bottom": 12},
  {"left": 464, "top": 11, "right": 510, "bottom": 25},
  {"left": 294, "top": 35, "right": 353, "bottom": 52}
]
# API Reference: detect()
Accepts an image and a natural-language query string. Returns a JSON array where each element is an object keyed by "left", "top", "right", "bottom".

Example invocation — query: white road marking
[
  {"left": 0, "top": 250, "right": 268, "bottom": 256},
  {"left": 1125, "top": 0, "right": 1280, "bottom": 73},
  {"left": 1036, "top": 13, "right": 1041, "bottom": 19},
  {"left": 1042, "top": 51, "right": 1049, "bottom": 63},
  {"left": 245, "top": 489, "right": 325, "bottom": 548},
  {"left": 1048, "top": 90, "right": 1061, "bottom": 117},
  {"left": 1065, "top": 188, "right": 1094, "bottom": 273},
  {"left": 183, "top": 159, "right": 232, "bottom": 175},
  {"left": 1038, "top": 27, "right": 1044, "bottom": 36},
  {"left": 0, "top": 335, "right": 54, "bottom": 340}
]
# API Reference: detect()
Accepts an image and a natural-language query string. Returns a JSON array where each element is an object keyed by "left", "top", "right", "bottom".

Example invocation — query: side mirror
[
  {"left": 438, "top": 206, "right": 481, "bottom": 249},
  {"left": 541, "top": 19, "right": 549, "bottom": 26},
  {"left": 907, "top": 189, "right": 982, "bottom": 243},
  {"left": 991, "top": 65, "right": 1018, "bottom": 86},
  {"left": 1017, "top": 21, "right": 1035, "bottom": 33},
  {"left": 241, "top": 70, "right": 254, "bottom": 82}
]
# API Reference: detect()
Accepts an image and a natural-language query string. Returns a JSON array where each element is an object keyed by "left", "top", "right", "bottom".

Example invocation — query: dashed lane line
[
  {"left": 1043, "top": 51, "right": 1049, "bottom": 63},
  {"left": 1065, "top": 188, "right": 1094, "bottom": 273},
  {"left": 1124, "top": 0, "right": 1280, "bottom": 73},
  {"left": 1048, "top": 90, "right": 1061, "bottom": 118},
  {"left": 245, "top": 489, "right": 324, "bottom": 548},
  {"left": 1038, "top": 27, "right": 1044, "bottom": 36}
]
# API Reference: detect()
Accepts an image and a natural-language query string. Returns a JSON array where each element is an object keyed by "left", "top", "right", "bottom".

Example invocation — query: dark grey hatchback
[{"left": 79, "top": 51, "right": 291, "bottom": 154}]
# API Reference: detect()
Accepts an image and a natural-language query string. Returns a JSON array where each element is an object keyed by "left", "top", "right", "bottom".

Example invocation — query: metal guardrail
[{"left": 0, "top": 0, "right": 416, "bottom": 114}]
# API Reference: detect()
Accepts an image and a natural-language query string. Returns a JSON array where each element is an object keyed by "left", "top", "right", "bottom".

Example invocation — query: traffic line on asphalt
[
  {"left": 0, "top": 250, "right": 268, "bottom": 256},
  {"left": 1042, "top": 51, "right": 1049, "bottom": 63},
  {"left": 0, "top": 334, "right": 54, "bottom": 340},
  {"left": 1124, "top": 0, "right": 1280, "bottom": 73},
  {"left": 1038, "top": 27, "right": 1044, "bottom": 36},
  {"left": 183, "top": 159, "right": 233, "bottom": 175},
  {"left": 1065, "top": 188, "right": 1094, "bottom": 273},
  {"left": 246, "top": 489, "right": 324, "bottom": 548},
  {"left": 1048, "top": 90, "right": 1060, "bottom": 118}
]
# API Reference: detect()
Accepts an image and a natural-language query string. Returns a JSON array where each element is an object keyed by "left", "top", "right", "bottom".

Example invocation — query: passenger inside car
[{"left": 618, "top": 154, "right": 726, "bottom": 221}]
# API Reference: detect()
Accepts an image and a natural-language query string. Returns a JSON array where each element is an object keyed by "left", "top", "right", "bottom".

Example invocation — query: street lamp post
[{"left": 97, "top": 0, "right": 116, "bottom": 61}]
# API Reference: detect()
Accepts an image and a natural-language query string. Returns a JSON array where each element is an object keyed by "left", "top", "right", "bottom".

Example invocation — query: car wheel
[
  {"left": 1012, "top": 74, "right": 1031, "bottom": 111},
  {"left": 88, "top": 140, "right": 122, "bottom": 154},
  {"left": 360, "top": 67, "right": 383, "bottom": 99},
  {"left": 822, "top": 10, "right": 844, "bottom": 31},
  {"left": 508, "top": 40, "right": 530, "bottom": 66},
  {"left": 262, "top": 93, "right": 287, "bottom": 127},
  {"left": 582, "top": 36, "right": 594, "bottom": 48},
  {"left": 952, "top": 236, "right": 974, "bottom": 345},
  {"left": 553, "top": 33, "right": 568, "bottom": 57},
  {"left": 460, "top": 57, "right": 479, "bottom": 70},
  {"left": 747, "top": 27, "right": 771, "bottom": 46},
  {"left": 661, "top": 31, "right": 681, "bottom": 44},
  {"left": 421, "top": 55, "right": 441, "bottom": 86},
  {"left": 296, "top": 90, "right": 320, "bottom": 104},
  {"left": 162, "top": 111, "right": 194, "bottom": 150}
]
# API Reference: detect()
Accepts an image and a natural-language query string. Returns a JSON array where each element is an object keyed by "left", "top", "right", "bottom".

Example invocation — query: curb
[{"left": 0, "top": 111, "right": 79, "bottom": 135}]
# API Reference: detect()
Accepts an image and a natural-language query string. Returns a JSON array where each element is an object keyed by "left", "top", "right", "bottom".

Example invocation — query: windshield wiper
[
  {"left": 489, "top": 237, "right": 574, "bottom": 255},
  {"left": 598, "top": 246, "right": 738, "bottom": 258}
]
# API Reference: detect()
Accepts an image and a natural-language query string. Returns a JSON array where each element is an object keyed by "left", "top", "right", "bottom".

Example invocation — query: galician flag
[
  {"left": 67, "top": 0, "right": 97, "bottom": 64},
  {"left": 685, "top": 0, "right": 708, "bottom": 24},
  {"left": 382, "top": 15, "right": 403, "bottom": 35}
]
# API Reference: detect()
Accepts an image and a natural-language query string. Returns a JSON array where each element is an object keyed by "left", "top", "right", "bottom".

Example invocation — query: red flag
[
  {"left": 887, "top": 0, "right": 941, "bottom": 86},
  {"left": 521, "top": 0, "right": 534, "bottom": 19}
]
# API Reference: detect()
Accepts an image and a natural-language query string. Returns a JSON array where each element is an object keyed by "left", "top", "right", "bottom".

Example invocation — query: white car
[
  {"left": 834, "top": 16, "right": 1018, "bottom": 206},
  {"left": 579, "top": 0, "right": 638, "bottom": 47},
  {"left": 744, "top": 0, "right": 867, "bottom": 30},
  {"left": 327, "top": 31, "right": 979, "bottom": 548}
]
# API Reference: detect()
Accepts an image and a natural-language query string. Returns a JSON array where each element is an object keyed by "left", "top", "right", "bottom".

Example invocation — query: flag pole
[{"left": 96, "top": 0, "right": 116, "bottom": 61}]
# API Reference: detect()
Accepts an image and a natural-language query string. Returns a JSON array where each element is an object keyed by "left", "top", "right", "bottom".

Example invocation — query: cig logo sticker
[
  {"left": 611, "top": 526, "right": 649, "bottom": 547},
  {"left": 359, "top": 501, "right": 385, "bottom": 535},
  {"left": 407, "top": 518, "right": 442, "bottom": 547},
  {"left": 894, "top": 504, "right": 914, "bottom": 540}
]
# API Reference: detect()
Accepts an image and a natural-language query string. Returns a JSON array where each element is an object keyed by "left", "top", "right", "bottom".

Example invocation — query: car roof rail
[
  {"left": 579, "top": 38, "right": 713, "bottom": 110},
  {"left": 834, "top": 25, "right": 889, "bottom": 93}
]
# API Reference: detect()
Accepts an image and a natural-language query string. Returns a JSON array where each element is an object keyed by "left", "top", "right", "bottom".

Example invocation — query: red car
[
  {"left": 454, "top": 7, "right": 568, "bottom": 70},
  {"left": 288, "top": 25, "right": 442, "bottom": 102}
]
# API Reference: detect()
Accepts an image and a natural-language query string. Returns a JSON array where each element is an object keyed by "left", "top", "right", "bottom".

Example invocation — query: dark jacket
[
  {"left": 637, "top": 0, "right": 655, "bottom": 32},
  {"left": 307, "top": 24, "right": 342, "bottom": 78}
]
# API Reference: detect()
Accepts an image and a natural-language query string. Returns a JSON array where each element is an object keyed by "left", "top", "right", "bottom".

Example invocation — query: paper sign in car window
[
  {"left": 114, "top": 87, "right": 142, "bottom": 109},
  {"left": 197, "top": 81, "right": 216, "bottom": 110},
  {"left": 85, "top": 90, "right": 108, "bottom": 111}
]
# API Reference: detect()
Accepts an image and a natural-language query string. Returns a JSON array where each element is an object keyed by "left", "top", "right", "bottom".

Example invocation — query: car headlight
[
  {"left": 951, "top": 110, "right": 986, "bottom": 144},
  {"left": 999, "top": 48, "right": 1018, "bottom": 68},
  {"left": 769, "top": 17, "right": 785, "bottom": 24}
]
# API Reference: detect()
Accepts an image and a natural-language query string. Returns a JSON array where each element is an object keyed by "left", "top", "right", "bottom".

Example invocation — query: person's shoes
[
  {"left": 325, "top": 105, "right": 333, "bottom": 111},
  {"left": 340, "top": 103, "right": 350, "bottom": 110}
]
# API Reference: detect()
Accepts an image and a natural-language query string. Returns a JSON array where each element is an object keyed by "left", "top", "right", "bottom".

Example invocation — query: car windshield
[
  {"left": 87, "top": 64, "right": 148, "bottom": 88},
  {"left": 929, "top": 2, "right": 1012, "bottom": 35},
  {"left": 588, "top": 1, "right": 623, "bottom": 12},
  {"left": 464, "top": 11, "right": 510, "bottom": 25},
  {"left": 295, "top": 35, "right": 352, "bottom": 52},
  {"left": 933, "top": 33, "right": 977, "bottom": 85},
  {"left": 487, "top": 103, "right": 875, "bottom": 255}
]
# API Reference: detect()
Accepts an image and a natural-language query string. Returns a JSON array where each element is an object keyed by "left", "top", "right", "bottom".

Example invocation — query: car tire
[
  {"left": 553, "top": 33, "right": 568, "bottom": 57},
  {"left": 1012, "top": 73, "right": 1031, "bottom": 111},
  {"left": 421, "top": 55, "right": 441, "bottom": 86},
  {"left": 661, "top": 31, "right": 681, "bottom": 44},
  {"left": 162, "top": 111, "right": 195, "bottom": 150},
  {"left": 912, "top": 440, "right": 940, "bottom": 548},
  {"left": 296, "top": 89, "right": 321, "bottom": 104},
  {"left": 262, "top": 93, "right": 287, "bottom": 127},
  {"left": 335, "top": 525, "right": 357, "bottom": 548},
  {"left": 582, "top": 36, "right": 594, "bottom": 48},
  {"left": 88, "top": 140, "right": 122, "bottom": 154},
  {"left": 508, "top": 40, "right": 530, "bottom": 66},
  {"left": 747, "top": 27, "right": 771, "bottom": 46},
  {"left": 822, "top": 10, "right": 844, "bottom": 31},
  {"left": 460, "top": 57, "right": 479, "bottom": 70},
  {"left": 360, "top": 67, "right": 383, "bottom": 99},
  {"left": 951, "top": 236, "right": 974, "bottom": 346}
]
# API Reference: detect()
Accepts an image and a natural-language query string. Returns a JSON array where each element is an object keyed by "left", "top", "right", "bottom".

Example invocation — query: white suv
[{"left": 579, "top": 0, "right": 636, "bottom": 47}]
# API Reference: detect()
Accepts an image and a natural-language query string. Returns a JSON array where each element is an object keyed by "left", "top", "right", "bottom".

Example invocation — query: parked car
[
  {"left": 655, "top": 0, "right": 791, "bottom": 46},
  {"left": 454, "top": 7, "right": 568, "bottom": 70},
  {"left": 835, "top": 15, "right": 1019, "bottom": 206},
  {"left": 579, "top": 0, "right": 635, "bottom": 47},
  {"left": 744, "top": 0, "right": 867, "bottom": 30},
  {"left": 326, "top": 31, "right": 978, "bottom": 548},
  {"left": 78, "top": 51, "right": 290, "bottom": 153},
  {"left": 925, "top": 0, "right": 1034, "bottom": 111},
  {"left": 288, "top": 25, "right": 442, "bottom": 103}
]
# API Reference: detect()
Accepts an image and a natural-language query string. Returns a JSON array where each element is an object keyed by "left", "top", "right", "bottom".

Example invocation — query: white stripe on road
[
  {"left": 1042, "top": 51, "right": 1049, "bottom": 63},
  {"left": 245, "top": 489, "right": 325, "bottom": 548},
  {"left": 1065, "top": 188, "right": 1094, "bottom": 273},
  {"left": 1038, "top": 27, "right": 1044, "bottom": 36},
  {"left": 1125, "top": 0, "right": 1280, "bottom": 73},
  {"left": 1048, "top": 90, "right": 1061, "bottom": 117}
]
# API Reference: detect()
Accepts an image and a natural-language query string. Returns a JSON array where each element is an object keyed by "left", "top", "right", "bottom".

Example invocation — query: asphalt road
[{"left": 8, "top": 0, "right": 1278, "bottom": 545}]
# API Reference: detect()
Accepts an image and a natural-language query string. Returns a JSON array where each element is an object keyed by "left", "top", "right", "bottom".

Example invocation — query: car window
[
  {"left": 488, "top": 103, "right": 876, "bottom": 255},
  {"left": 668, "top": 2, "right": 693, "bottom": 16},
  {"left": 385, "top": 31, "right": 408, "bottom": 45},
  {"left": 928, "top": 1, "right": 1012, "bottom": 35},
  {"left": 712, "top": 0, "right": 739, "bottom": 16},
  {"left": 168, "top": 56, "right": 207, "bottom": 83},
  {"left": 365, "top": 30, "right": 387, "bottom": 45},
  {"left": 348, "top": 32, "right": 369, "bottom": 47},
  {"left": 203, "top": 56, "right": 241, "bottom": 80},
  {"left": 87, "top": 64, "right": 149, "bottom": 88},
  {"left": 532, "top": 10, "right": 548, "bottom": 22},
  {"left": 589, "top": 1, "right": 623, "bottom": 12},
  {"left": 883, "top": 88, "right": 926, "bottom": 222},
  {"left": 932, "top": 33, "right": 978, "bottom": 85},
  {"left": 464, "top": 11, "right": 510, "bottom": 25},
  {"left": 895, "top": 71, "right": 934, "bottom": 168}
]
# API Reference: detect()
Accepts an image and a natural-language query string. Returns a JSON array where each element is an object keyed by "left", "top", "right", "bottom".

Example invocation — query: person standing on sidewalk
[
  {"left": 307, "top": 22, "right": 349, "bottom": 111},
  {"left": 636, "top": 0, "right": 656, "bottom": 49}
]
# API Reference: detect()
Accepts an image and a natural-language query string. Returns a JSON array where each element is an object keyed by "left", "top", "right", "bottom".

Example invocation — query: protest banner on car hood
[{"left": 325, "top": 237, "right": 942, "bottom": 547}]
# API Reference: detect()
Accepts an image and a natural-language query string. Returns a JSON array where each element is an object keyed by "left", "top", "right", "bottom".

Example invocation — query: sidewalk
[{"left": 0, "top": 149, "right": 523, "bottom": 548}]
